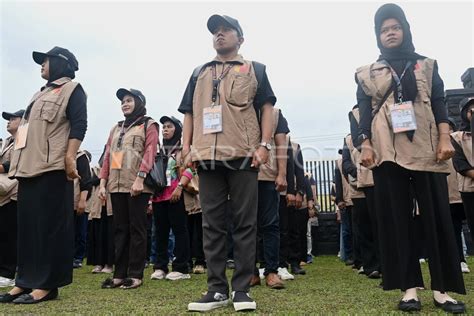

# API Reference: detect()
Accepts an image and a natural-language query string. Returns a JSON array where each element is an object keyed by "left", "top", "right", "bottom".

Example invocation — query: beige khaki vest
[
  {"left": 73, "top": 151, "right": 90, "bottom": 210},
  {"left": 280, "top": 135, "right": 292, "bottom": 196},
  {"left": 191, "top": 55, "right": 260, "bottom": 162},
  {"left": 446, "top": 159, "right": 462, "bottom": 203},
  {"left": 345, "top": 135, "right": 365, "bottom": 199},
  {"left": 451, "top": 131, "right": 474, "bottom": 192},
  {"left": 88, "top": 166, "right": 113, "bottom": 219},
  {"left": 336, "top": 159, "right": 353, "bottom": 206},
  {"left": 9, "top": 78, "right": 79, "bottom": 178},
  {"left": 258, "top": 107, "right": 281, "bottom": 181},
  {"left": 106, "top": 119, "right": 157, "bottom": 194},
  {"left": 351, "top": 108, "right": 375, "bottom": 189},
  {"left": 0, "top": 138, "right": 18, "bottom": 206},
  {"left": 356, "top": 58, "right": 449, "bottom": 173}
]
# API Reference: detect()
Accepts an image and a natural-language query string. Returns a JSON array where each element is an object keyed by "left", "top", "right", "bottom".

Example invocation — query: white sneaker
[
  {"left": 258, "top": 268, "right": 265, "bottom": 279},
  {"left": 461, "top": 262, "right": 470, "bottom": 273},
  {"left": 0, "top": 276, "right": 15, "bottom": 287},
  {"left": 165, "top": 271, "right": 191, "bottom": 281},
  {"left": 150, "top": 269, "right": 166, "bottom": 280},
  {"left": 277, "top": 267, "right": 295, "bottom": 280}
]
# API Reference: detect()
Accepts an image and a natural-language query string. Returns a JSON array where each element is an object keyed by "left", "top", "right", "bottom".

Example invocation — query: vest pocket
[
  {"left": 40, "top": 95, "right": 63, "bottom": 122},
  {"left": 226, "top": 75, "right": 251, "bottom": 106}
]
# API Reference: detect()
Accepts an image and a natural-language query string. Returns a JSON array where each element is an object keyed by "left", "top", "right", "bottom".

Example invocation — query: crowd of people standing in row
[{"left": 0, "top": 3, "right": 473, "bottom": 314}]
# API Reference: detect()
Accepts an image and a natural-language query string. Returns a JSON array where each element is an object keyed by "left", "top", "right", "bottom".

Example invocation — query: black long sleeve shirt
[
  {"left": 357, "top": 61, "right": 448, "bottom": 140},
  {"left": 77, "top": 154, "right": 92, "bottom": 192},
  {"left": 341, "top": 138, "right": 357, "bottom": 179},
  {"left": 294, "top": 144, "right": 305, "bottom": 194},
  {"left": 66, "top": 85, "right": 88, "bottom": 141},
  {"left": 286, "top": 141, "right": 296, "bottom": 195},
  {"left": 334, "top": 166, "right": 344, "bottom": 205}
]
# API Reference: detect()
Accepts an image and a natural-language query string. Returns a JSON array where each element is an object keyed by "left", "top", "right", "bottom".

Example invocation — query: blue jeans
[
  {"left": 340, "top": 206, "right": 353, "bottom": 261},
  {"left": 256, "top": 181, "right": 280, "bottom": 275},
  {"left": 74, "top": 211, "right": 88, "bottom": 261}
]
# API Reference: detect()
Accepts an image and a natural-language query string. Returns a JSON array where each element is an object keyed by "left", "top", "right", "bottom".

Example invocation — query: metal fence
[{"left": 305, "top": 160, "right": 337, "bottom": 212}]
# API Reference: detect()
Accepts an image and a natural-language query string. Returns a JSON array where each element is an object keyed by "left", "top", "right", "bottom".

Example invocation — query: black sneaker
[
  {"left": 73, "top": 260, "right": 82, "bottom": 269},
  {"left": 188, "top": 291, "right": 229, "bottom": 312},
  {"left": 232, "top": 291, "right": 256, "bottom": 312},
  {"left": 226, "top": 260, "right": 235, "bottom": 270},
  {"left": 291, "top": 265, "right": 306, "bottom": 275}
]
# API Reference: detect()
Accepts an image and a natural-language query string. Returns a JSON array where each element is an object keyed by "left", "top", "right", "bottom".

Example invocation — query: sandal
[
  {"left": 120, "top": 278, "right": 142, "bottom": 289},
  {"left": 101, "top": 278, "right": 124, "bottom": 289}
]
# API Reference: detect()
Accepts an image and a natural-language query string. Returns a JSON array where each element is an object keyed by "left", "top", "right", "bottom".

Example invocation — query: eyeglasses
[{"left": 380, "top": 24, "right": 402, "bottom": 34}]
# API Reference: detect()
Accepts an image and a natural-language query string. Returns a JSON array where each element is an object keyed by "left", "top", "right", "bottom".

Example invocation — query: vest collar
[
  {"left": 41, "top": 77, "right": 72, "bottom": 91},
  {"left": 210, "top": 54, "right": 245, "bottom": 65}
]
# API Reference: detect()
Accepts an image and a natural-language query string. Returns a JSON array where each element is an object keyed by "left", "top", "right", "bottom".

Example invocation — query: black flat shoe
[
  {"left": 291, "top": 266, "right": 306, "bottom": 275},
  {"left": 0, "top": 289, "right": 32, "bottom": 303},
  {"left": 433, "top": 299, "right": 466, "bottom": 314},
  {"left": 398, "top": 299, "right": 421, "bottom": 312},
  {"left": 12, "top": 288, "right": 58, "bottom": 304}
]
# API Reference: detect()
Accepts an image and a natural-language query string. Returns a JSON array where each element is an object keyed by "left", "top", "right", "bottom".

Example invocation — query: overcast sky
[{"left": 1, "top": 0, "right": 473, "bottom": 163}]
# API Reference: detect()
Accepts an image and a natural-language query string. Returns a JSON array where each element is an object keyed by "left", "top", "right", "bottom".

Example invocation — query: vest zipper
[
  {"left": 429, "top": 123, "right": 434, "bottom": 151},
  {"left": 46, "top": 139, "right": 50, "bottom": 163}
]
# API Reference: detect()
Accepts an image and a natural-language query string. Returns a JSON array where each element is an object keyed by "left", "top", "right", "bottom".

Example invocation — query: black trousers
[
  {"left": 0, "top": 201, "right": 17, "bottom": 279},
  {"left": 198, "top": 167, "right": 258, "bottom": 294},
  {"left": 16, "top": 171, "right": 74, "bottom": 289},
  {"left": 111, "top": 193, "right": 150, "bottom": 280},
  {"left": 289, "top": 207, "right": 308, "bottom": 266},
  {"left": 351, "top": 203, "right": 362, "bottom": 268},
  {"left": 373, "top": 162, "right": 466, "bottom": 294},
  {"left": 188, "top": 212, "right": 205, "bottom": 267},
  {"left": 153, "top": 198, "right": 190, "bottom": 274},
  {"left": 460, "top": 192, "right": 474, "bottom": 242},
  {"left": 450, "top": 203, "right": 466, "bottom": 263},
  {"left": 352, "top": 195, "right": 380, "bottom": 274},
  {"left": 87, "top": 207, "right": 114, "bottom": 267}
]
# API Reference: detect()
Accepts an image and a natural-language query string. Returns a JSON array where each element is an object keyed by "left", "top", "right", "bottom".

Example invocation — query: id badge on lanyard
[
  {"left": 389, "top": 101, "right": 417, "bottom": 133},
  {"left": 14, "top": 123, "right": 29, "bottom": 150}
]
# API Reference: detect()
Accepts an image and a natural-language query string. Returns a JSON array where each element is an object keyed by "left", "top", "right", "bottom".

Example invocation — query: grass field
[{"left": 0, "top": 256, "right": 473, "bottom": 315}]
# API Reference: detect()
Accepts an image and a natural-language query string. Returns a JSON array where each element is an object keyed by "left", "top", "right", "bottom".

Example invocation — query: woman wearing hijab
[
  {"left": 0, "top": 47, "right": 87, "bottom": 304},
  {"left": 357, "top": 4, "right": 466, "bottom": 313},
  {"left": 98, "top": 88, "right": 158, "bottom": 289},
  {"left": 150, "top": 116, "right": 192, "bottom": 281}
]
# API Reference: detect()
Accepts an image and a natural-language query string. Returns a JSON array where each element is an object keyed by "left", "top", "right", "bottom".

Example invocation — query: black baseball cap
[
  {"left": 116, "top": 88, "right": 146, "bottom": 106},
  {"left": 2, "top": 109, "right": 25, "bottom": 121},
  {"left": 33, "top": 46, "right": 79, "bottom": 71},
  {"left": 207, "top": 14, "right": 243, "bottom": 37},
  {"left": 160, "top": 116, "right": 183, "bottom": 129}
]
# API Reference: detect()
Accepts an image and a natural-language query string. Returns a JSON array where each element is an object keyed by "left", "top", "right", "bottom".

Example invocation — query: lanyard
[
  {"left": 211, "top": 63, "right": 234, "bottom": 105},
  {"left": 382, "top": 60, "right": 412, "bottom": 102},
  {"left": 117, "top": 116, "right": 143, "bottom": 148}
]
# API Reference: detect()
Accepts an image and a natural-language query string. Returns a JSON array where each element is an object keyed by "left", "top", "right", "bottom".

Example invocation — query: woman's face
[
  {"left": 121, "top": 95, "right": 135, "bottom": 116},
  {"left": 467, "top": 104, "right": 474, "bottom": 122},
  {"left": 162, "top": 121, "right": 176, "bottom": 140},
  {"left": 380, "top": 18, "right": 404, "bottom": 49},
  {"left": 41, "top": 57, "right": 50, "bottom": 80}
]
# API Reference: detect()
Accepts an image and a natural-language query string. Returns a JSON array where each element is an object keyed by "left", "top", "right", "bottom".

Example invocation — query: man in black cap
[
  {"left": 180, "top": 14, "right": 277, "bottom": 312},
  {"left": 0, "top": 109, "right": 23, "bottom": 288}
]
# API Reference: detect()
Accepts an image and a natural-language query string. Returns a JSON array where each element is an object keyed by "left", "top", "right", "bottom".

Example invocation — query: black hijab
[
  {"left": 47, "top": 56, "right": 76, "bottom": 84},
  {"left": 118, "top": 96, "right": 147, "bottom": 128},
  {"left": 375, "top": 3, "right": 424, "bottom": 141},
  {"left": 163, "top": 120, "right": 182, "bottom": 155}
]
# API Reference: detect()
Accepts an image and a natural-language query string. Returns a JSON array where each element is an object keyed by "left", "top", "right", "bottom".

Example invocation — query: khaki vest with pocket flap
[
  {"left": 451, "top": 131, "right": 474, "bottom": 192},
  {"left": 351, "top": 108, "right": 375, "bottom": 189},
  {"left": 9, "top": 78, "right": 79, "bottom": 178},
  {"left": 258, "top": 107, "right": 281, "bottom": 182},
  {"left": 356, "top": 58, "right": 449, "bottom": 174},
  {"left": 336, "top": 158, "right": 353, "bottom": 206},
  {"left": 0, "top": 137, "right": 17, "bottom": 206},
  {"left": 345, "top": 135, "right": 365, "bottom": 199},
  {"left": 191, "top": 55, "right": 260, "bottom": 162},
  {"left": 88, "top": 166, "right": 113, "bottom": 219},
  {"left": 280, "top": 135, "right": 292, "bottom": 196},
  {"left": 106, "top": 119, "right": 157, "bottom": 194}
]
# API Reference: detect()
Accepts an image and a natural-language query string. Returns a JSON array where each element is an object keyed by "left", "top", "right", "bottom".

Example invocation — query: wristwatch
[
  {"left": 177, "top": 182, "right": 184, "bottom": 189},
  {"left": 137, "top": 171, "right": 147, "bottom": 179},
  {"left": 357, "top": 133, "right": 370, "bottom": 144},
  {"left": 297, "top": 190, "right": 305, "bottom": 196},
  {"left": 260, "top": 142, "right": 272, "bottom": 151}
]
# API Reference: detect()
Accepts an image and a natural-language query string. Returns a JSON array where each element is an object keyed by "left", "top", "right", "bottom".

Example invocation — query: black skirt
[
  {"left": 15, "top": 170, "right": 74, "bottom": 290},
  {"left": 87, "top": 207, "right": 114, "bottom": 266}
]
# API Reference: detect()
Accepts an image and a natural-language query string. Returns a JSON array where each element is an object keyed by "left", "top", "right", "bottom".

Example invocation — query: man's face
[
  {"left": 7, "top": 117, "right": 21, "bottom": 135},
  {"left": 41, "top": 57, "right": 50, "bottom": 80},
  {"left": 380, "top": 18, "right": 404, "bottom": 49},
  {"left": 213, "top": 25, "right": 243, "bottom": 55}
]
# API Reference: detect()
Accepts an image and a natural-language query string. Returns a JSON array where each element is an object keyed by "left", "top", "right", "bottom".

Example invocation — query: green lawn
[{"left": 0, "top": 256, "right": 473, "bottom": 315}]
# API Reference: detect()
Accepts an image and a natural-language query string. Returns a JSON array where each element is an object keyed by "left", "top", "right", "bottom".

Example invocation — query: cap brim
[
  {"left": 2, "top": 112, "right": 15, "bottom": 121},
  {"left": 207, "top": 15, "right": 234, "bottom": 34},
  {"left": 159, "top": 116, "right": 173, "bottom": 124},
  {"left": 116, "top": 88, "right": 132, "bottom": 101},
  {"left": 32, "top": 51, "right": 48, "bottom": 65}
]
